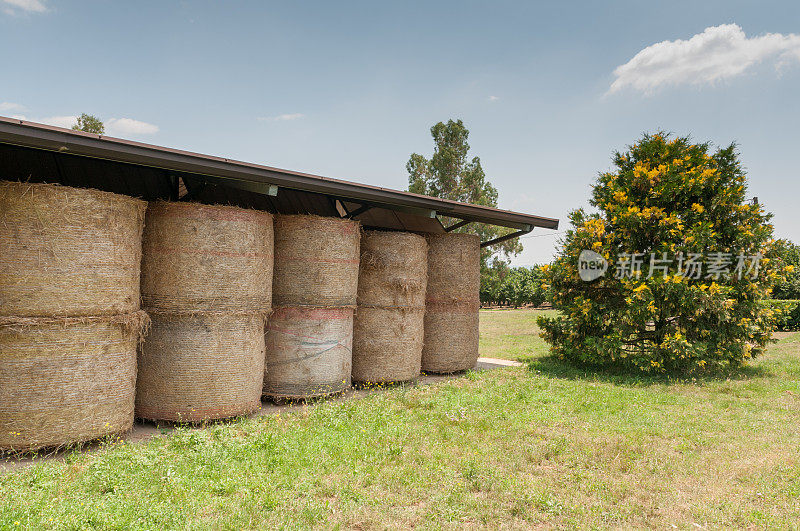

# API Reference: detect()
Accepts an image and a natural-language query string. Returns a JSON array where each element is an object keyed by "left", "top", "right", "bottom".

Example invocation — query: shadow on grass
[{"left": 523, "top": 354, "right": 773, "bottom": 387}]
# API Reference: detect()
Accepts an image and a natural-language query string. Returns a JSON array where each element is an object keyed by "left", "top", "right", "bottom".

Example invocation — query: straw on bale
[
  {"left": 272, "top": 215, "right": 360, "bottom": 307},
  {"left": 421, "top": 233, "right": 481, "bottom": 374},
  {"left": 352, "top": 230, "right": 427, "bottom": 384},
  {"left": 0, "top": 312, "right": 147, "bottom": 452},
  {"left": 264, "top": 307, "right": 353, "bottom": 399},
  {"left": 0, "top": 181, "right": 146, "bottom": 317},
  {"left": 141, "top": 202, "right": 273, "bottom": 312},
  {"left": 420, "top": 302, "right": 480, "bottom": 374},
  {"left": 352, "top": 306, "right": 425, "bottom": 384},
  {"left": 135, "top": 312, "right": 266, "bottom": 422},
  {"left": 357, "top": 230, "right": 427, "bottom": 308},
  {"left": 424, "top": 232, "right": 481, "bottom": 303}
]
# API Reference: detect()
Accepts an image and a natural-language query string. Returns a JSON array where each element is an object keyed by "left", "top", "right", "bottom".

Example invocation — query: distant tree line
[
  {"left": 771, "top": 239, "right": 800, "bottom": 300},
  {"left": 477, "top": 237, "right": 800, "bottom": 308},
  {"left": 480, "top": 262, "right": 548, "bottom": 307},
  {"left": 767, "top": 239, "right": 800, "bottom": 330}
]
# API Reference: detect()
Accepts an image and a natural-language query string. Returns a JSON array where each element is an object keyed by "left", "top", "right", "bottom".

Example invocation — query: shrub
[
  {"left": 539, "top": 133, "right": 787, "bottom": 374},
  {"left": 770, "top": 240, "right": 800, "bottom": 300},
  {"left": 762, "top": 299, "right": 800, "bottom": 331}
]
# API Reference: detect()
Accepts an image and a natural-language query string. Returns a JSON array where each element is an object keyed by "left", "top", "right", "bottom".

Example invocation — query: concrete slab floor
[{"left": 0, "top": 357, "right": 522, "bottom": 474}]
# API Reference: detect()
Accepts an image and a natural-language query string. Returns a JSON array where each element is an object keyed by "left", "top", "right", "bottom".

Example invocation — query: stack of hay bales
[
  {"left": 421, "top": 233, "right": 481, "bottom": 374},
  {"left": 0, "top": 181, "right": 146, "bottom": 452},
  {"left": 264, "top": 215, "right": 360, "bottom": 400},
  {"left": 352, "top": 231, "right": 427, "bottom": 384},
  {"left": 136, "top": 202, "right": 272, "bottom": 422}
]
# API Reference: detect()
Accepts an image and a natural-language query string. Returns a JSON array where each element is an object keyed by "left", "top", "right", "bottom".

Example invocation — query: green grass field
[
  {"left": 479, "top": 307, "right": 556, "bottom": 361},
  {"left": 2, "top": 309, "right": 799, "bottom": 528}
]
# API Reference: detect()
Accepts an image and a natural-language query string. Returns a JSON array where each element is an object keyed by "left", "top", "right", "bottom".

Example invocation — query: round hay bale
[
  {"left": 272, "top": 215, "right": 360, "bottom": 307},
  {"left": 0, "top": 181, "right": 146, "bottom": 317},
  {"left": 0, "top": 313, "right": 145, "bottom": 452},
  {"left": 421, "top": 233, "right": 481, "bottom": 374},
  {"left": 135, "top": 311, "right": 267, "bottom": 422},
  {"left": 425, "top": 232, "right": 481, "bottom": 303},
  {"left": 264, "top": 307, "right": 353, "bottom": 399},
  {"left": 421, "top": 302, "right": 480, "bottom": 374},
  {"left": 141, "top": 202, "right": 273, "bottom": 312},
  {"left": 357, "top": 230, "right": 427, "bottom": 308},
  {"left": 352, "top": 306, "right": 424, "bottom": 384}
]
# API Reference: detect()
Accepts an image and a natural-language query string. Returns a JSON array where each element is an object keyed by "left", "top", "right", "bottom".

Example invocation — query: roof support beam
[
  {"left": 200, "top": 175, "right": 278, "bottom": 196},
  {"left": 336, "top": 198, "right": 436, "bottom": 220},
  {"left": 332, "top": 198, "right": 348, "bottom": 217},
  {"left": 179, "top": 176, "right": 206, "bottom": 202},
  {"left": 346, "top": 204, "right": 372, "bottom": 219},
  {"left": 167, "top": 173, "right": 181, "bottom": 201},
  {"left": 445, "top": 219, "right": 471, "bottom": 232},
  {"left": 481, "top": 225, "right": 532, "bottom": 248}
]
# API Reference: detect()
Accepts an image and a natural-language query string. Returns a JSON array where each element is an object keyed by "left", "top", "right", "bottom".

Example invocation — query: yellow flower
[{"left": 691, "top": 203, "right": 705, "bottom": 214}]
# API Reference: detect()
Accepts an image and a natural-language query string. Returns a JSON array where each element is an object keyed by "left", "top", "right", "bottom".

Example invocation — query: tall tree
[
  {"left": 407, "top": 119, "right": 522, "bottom": 273},
  {"left": 72, "top": 113, "right": 104, "bottom": 134}
]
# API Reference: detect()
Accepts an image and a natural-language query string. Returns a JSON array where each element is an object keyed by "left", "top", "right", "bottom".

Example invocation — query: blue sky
[{"left": 2, "top": 1, "right": 799, "bottom": 265}]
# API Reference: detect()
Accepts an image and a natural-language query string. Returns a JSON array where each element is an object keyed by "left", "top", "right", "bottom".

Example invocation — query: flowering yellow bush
[{"left": 539, "top": 133, "right": 778, "bottom": 374}]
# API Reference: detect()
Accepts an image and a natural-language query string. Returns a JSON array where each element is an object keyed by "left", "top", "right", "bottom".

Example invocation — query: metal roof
[{"left": 0, "top": 116, "right": 558, "bottom": 242}]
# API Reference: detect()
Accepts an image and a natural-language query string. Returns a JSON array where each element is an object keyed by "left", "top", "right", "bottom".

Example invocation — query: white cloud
[
  {"left": 105, "top": 117, "right": 159, "bottom": 136},
  {"left": 0, "top": 101, "right": 25, "bottom": 112},
  {"left": 2, "top": 0, "right": 47, "bottom": 14},
  {"left": 258, "top": 113, "right": 305, "bottom": 122},
  {"left": 40, "top": 115, "right": 78, "bottom": 129},
  {"left": 488, "top": 95, "right": 499, "bottom": 102},
  {"left": 609, "top": 24, "right": 800, "bottom": 94}
]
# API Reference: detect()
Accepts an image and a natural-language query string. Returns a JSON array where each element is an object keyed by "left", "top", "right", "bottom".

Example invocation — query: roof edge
[{"left": 0, "top": 116, "right": 559, "bottom": 231}]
